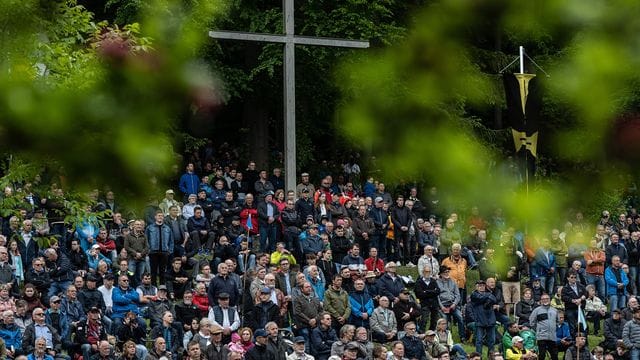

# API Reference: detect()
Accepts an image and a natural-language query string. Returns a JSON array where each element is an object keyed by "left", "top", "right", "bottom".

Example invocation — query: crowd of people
[{"left": 0, "top": 156, "right": 637, "bottom": 360}]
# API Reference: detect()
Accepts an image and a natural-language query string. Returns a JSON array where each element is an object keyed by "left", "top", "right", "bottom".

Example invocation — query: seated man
[
  {"left": 22, "top": 308, "right": 68, "bottom": 360},
  {"left": 165, "top": 257, "right": 191, "bottom": 301}
]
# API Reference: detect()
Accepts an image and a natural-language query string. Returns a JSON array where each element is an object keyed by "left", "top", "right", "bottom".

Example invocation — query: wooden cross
[{"left": 209, "top": 0, "right": 370, "bottom": 190}]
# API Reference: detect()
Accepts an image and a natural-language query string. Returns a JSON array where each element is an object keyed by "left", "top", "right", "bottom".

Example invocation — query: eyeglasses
[
  {"left": 34, "top": 313, "right": 44, "bottom": 316},
  {"left": 33, "top": 263, "right": 43, "bottom": 267},
  {"left": 120, "top": 279, "right": 129, "bottom": 282}
]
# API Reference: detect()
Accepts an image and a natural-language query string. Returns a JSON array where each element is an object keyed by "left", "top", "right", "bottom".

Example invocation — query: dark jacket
[
  {"left": 245, "top": 343, "right": 274, "bottom": 360},
  {"left": 46, "top": 252, "right": 74, "bottom": 282},
  {"left": 310, "top": 325, "right": 337, "bottom": 360},
  {"left": 22, "top": 323, "right": 62, "bottom": 354},
  {"left": 257, "top": 201, "right": 280, "bottom": 226},
  {"left": 150, "top": 325, "right": 180, "bottom": 354},
  {"left": 402, "top": 334, "right": 427, "bottom": 360},
  {"left": 75, "top": 319, "right": 108, "bottom": 346},
  {"left": 603, "top": 316, "right": 627, "bottom": 350},
  {"left": 246, "top": 301, "right": 280, "bottom": 330},
  {"left": 266, "top": 336, "right": 288, "bottom": 360},
  {"left": 78, "top": 288, "right": 106, "bottom": 313},
  {"left": 561, "top": 283, "right": 588, "bottom": 311},
  {"left": 414, "top": 276, "right": 440, "bottom": 309},
  {"left": 208, "top": 274, "right": 240, "bottom": 307},
  {"left": 377, "top": 273, "right": 404, "bottom": 303},
  {"left": 391, "top": 205, "right": 411, "bottom": 230},
  {"left": 470, "top": 290, "right": 497, "bottom": 327},
  {"left": 25, "top": 269, "right": 50, "bottom": 296}
]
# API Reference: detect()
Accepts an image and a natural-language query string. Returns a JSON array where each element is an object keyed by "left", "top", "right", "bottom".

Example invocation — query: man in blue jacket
[
  {"left": 348, "top": 278, "right": 373, "bottom": 327},
  {"left": 111, "top": 275, "right": 146, "bottom": 335},
  {"left": 178, "top": 163, "right": 199, "bottom": 201},
  {"left": 605, "top": 255, "right": 630, "bottom": 312},
  {"left": 470, "top": 279, "right": 497, "bottom": 357}
]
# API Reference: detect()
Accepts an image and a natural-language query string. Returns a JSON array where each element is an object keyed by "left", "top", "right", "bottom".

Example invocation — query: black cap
[
  {"left": 218, "top": 292, "right": 230, "bottom": 299},
  {"left": 86, "top": 274, "right": 98, "bottom": 282},
  {"left": 232, "top": 215, "right": 240, "bottom": 221},
  {"left": 301, "top": 188, "right": 310, "bottom": 193},
  {"left": 89, "top": 306, "right": 100, "bottom": 313},
  {"left": 345, "top": 342, "right": 359, "bottom": 351},
  {"left": 293, "top": 336, "right": 305, "bottom": 343},
  {"left": 104, "top": 274, "right": 115, "bottom": 281},
  {"left": 476, "top": 279, "right": 486, "bottom": 285}
]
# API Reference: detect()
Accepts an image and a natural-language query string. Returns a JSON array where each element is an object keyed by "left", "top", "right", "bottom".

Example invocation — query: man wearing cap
[
  {"left": 302, "top": 225, "right": 323, "bottom": 257},
  {"left": 159, "top": 189, "right": 180, "bottom": 216},
  {"left": 147, "top": 285, "right": 175, "bottom": 329},
  {"left": 505, "top": 336, "right": 534, "bottom": 360},
  {"left": 76, "top": 306, "right": 108, "bottom": 360},
  {"left": 394, "top": 288, "right": 421, "bottom": 332},
  {"left": 296, "top": 173, "right": 315, "bottom": 199},
  {"left": 437, "top": 266, "right": 465, "bottom": 342},
  {"left": 245, "top": 328, "right": 275, "bottom": 360},
  {"left": 563, "top": 333, "right": 590, "bottom": 360},
  {"left": 203, "top": 323, "right": 230, "bottom": 360},
  {"left": 288, "top": 336, "right": 315, "bottom": 360},
  {"left": 296, "top": 188, "right": 316, "bottom": 226},
  {"left": 246, "top": 287, "right": 281, "bottom": 331},
  {"left": 369, "top": 197, "right": 389, "bottom": 259},
  {"left": 470, "top": 279, "right": 497, "bottom": 357},
  {"left": 258, "top": 190, "right": 280, "bottom": 253},
  {"left": 209, "top": 292, "right": 240, "bottom": 344},
  {"left": 424, "top": 330, "right": 447, "bottom": 359},
  {"left": 377, "top": 261, "right": 404, "bottom": 305}
]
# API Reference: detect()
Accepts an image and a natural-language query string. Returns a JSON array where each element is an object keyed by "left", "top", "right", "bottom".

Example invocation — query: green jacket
[{"left": 323, "top": 287, "right": 351, "bottom": 320}]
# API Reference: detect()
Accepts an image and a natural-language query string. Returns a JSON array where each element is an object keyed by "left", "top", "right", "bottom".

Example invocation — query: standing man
[
  {"left": 529, "top": 293, "right": 559, "bottom": 360},
  {"left": 605, "top": 255, "right": 630, "bottom": 311},
  {"left": 145, "top": 211, "right": 174, "bottom": 285},
  {"left": 296, "top": 172, "right": 315, "bottom": 199},
  {"left": 561, "top": 270, "right": 588, "bottom": 335},
  {"left": 124, "top": 220, "right": 149, "bottom": 286},
  {"left": 179, "top": 163, "right": 199, "bottom": 202},
  {"left": 352, "top": 206, "right": 375, "bottom": 259},
  {"left": 369, "top": 197, "right": 389, "bottom": 259},
  {"left": 623, "top": 307, "right": 640, "bottom": 360},
  {"left": 258, "top": 191, "right": 280, "bottom": 253},
  {"left": 414, "top": 266, "right": 440, "bottom": 331},
  {"left": 390, "top": 195, "right": 411, "bottom": 265},
  {"left": 470, "top": 279, "right": 497, "bottom": 357}
]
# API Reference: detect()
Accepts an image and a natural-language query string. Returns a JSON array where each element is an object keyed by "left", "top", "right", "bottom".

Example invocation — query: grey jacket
[
  {"left": 437, "top": 278, "right": 460, "bottom": 308},
  {"left": 623, "top": 318, "right": 640, "bottom": 349},
  {"left": 370, "top": 307, "right": 397, "bottom": 334},
  {"left": 529, "top": 305, "right": 557, "bottom": 341}
]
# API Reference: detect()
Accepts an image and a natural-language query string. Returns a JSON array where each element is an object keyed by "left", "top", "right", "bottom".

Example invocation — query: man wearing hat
[
  {"left": 295, "top": 188, "right": 316, "bottom": 226},
  {"left": 369, "top": 196, "right": 389, "bottom": 259},
  {"left": 76, "top": 306, "right": 108, "bottom": 360},
  {"left": 159, "top": 189, "right": 180, "bottom": 216},
  {"left": 470, "top": 279, "right": 498, "bottom": 357},
  {"left": 205, "top": 323, "right": 230, "bottom": 360},
  {"left": 258, "top": 190, "right": 280, "bottom": 253},
  {"left": 287, "top": 336, "right": 315, "bottom": 360},
  {"left": 425, "top": 330, "right": 448, "bottom": 359},
  {"left": 209, "top": 292, "right": 240, "bottom": 344},
  {"left": 296, "top": 172, "right": 315, "bottom": 199},
  {"left": 246, "top": 287, "right": 280, "bottom": 331},
  {"left": 505, "top": 336, "right": 535, "bottom": 359},
  {"left": 393, "top": 288, "right": 421, "bottom": 331},
  {"left": 246, "top": 328, "right": 275, "bottom": 360},
  {"left": 602, "top": 309, "right": 626, "bottom": 351},
  {"left": 147, "top": 284, "right": 175, "bottom": 329}
]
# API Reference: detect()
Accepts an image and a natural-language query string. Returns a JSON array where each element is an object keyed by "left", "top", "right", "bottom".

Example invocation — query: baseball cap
[
  {"left": 265, "top": 190, "right": 275, "bottom": 196},
  {"left": 293, "top": 336, "right": 305, "bottom": 343},
  {"left": 345, "top": 342, "right": 359, "bottom": 351},
  {"left": 157, "top": 285, "right": 167, "bottom": 291},
  {"left": 374, "top": 197, "right": 383, "bottom": 203},
  {"left": 512, "top": 336, "right": 524, "bottom": 343},
  {"left": 254, "top": 329, "right": 268, "bottom": 338},
  {"left": 89, "top": 306, "right": 100, "bottom": 313},
  {"left": 401, "top": 288, "right": 411, "bottom": 294},
  {"left": 165, "top": 189, "right": 174, "bottom": 194},
  {"left": 218, "top": 292, "right": 230, "bottom": 299},
  {"left": 426, "top": 330, "right": 436, "bottom": 336},
  {"left": 301, "top": 172, "right": 309, "bottom": 177},
  {"left": 210, "top": 324, "right": 223, "bottom": 334},
  {"left": 91, "top": 244, "right": 100, "bottom": 250},
  {"left": 476, "top": 279, "right": 486, "bottom": 285},
  {"left": 260, "top": 287, "right": 272, "bottom": 294},
  {"left": 365, "top": 271, "right": 376, "bottom": 278},
  {"left": 50, "top": 295, "right": 61, "bottom": 303}
]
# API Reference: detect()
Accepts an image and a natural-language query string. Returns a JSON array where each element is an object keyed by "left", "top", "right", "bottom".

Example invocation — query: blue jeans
[
  {"left": 631, "top": 348, "right": 640, "bottom": 360},
  {"left": 462, "top": 247, "right": 477, "bottom": 268},
  {"left": 48, "top": 280, "right": 72, "bottom": 299},
  {"left": 609, "top": 294, "right": 627, "bottom": 311},
  {"left": 475, "top": 325, "right": 496, "bottom": 355},
  {"left": 586, "top": 274, "right": 606, "bottom": 300},
  {"left": 237, "top": 254, "right": 255, "bottom": 273},
  {"left": 128, "top": 259, "right": 146, "bottom": 286},
  {"left": 451, "top": 344, "right": 468, "bottom": 360},
  {"left": 259, "top": 223, "right": 278, "bottom": 253},
  {"left": 445, "top": 308, "right": 466, "bottom": 341},
  {"left": 539, "top": 275, "right": 555, "bottom": 296}
]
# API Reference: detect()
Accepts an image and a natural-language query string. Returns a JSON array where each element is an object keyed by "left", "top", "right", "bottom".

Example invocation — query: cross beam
[{"left": 209, "top": 0, "right": 370, "bottom": 191}]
